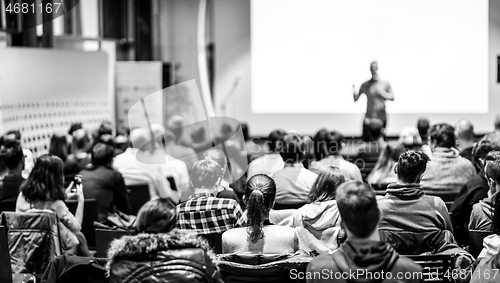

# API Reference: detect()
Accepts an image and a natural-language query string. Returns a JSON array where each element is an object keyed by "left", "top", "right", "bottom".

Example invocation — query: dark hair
[
  {"left": 190, "top": 160, "right": 223, "bottom": 189},
  {"left": 135, "top": 198, "right": 177, "bottom": 234},
  {"left": 366, "top": 118, "right": 384, "bottom": 141},
  {"left": 396, "top": 150, "right": 430, "bottom": 183},
  {"left": 245, "top": 174, "right": 276, "bottom": 243},
  {"left": 49, "top": 133, "right": 68, "bottom": 162},
  {"left": 417, "top": 118, "right": 430, "bottom": 141},
  {"left": 472, "top": 133, "right": 500, "bottom": 173},
  {"left": 92, "top": 143, "right": 115, "bottom": 167},
  {"left": 0, "top": 139, "right": 24, "bottom": 170},
  {"left": 486, "top": 159, "right": 500, "bottom": 185},
  {"left": 308, "top": 167, "right": 346, "bottom": 202},
  {"left": 267, "top": 129, "right": 286, "bottom": 152},
  {"left": 98, "top": 121, "right": 114, "bottom": 137},
  {"left": 21, "top": 154, "right": 66, "bottom": 203},
  {"left": 492, "top": 193, "right": 500, "bottom": 235},
  {"left": 201, "top": 148, "right": 226, "bottom": 169},
  {"left": 486, "top": 151, "right": 500, "bottom": 162},
  {"left": 279, "top": 133, "right": 306, "bottom": 164},
  {"left": 73, "top": 129, "right": 90, "bottom": 150},
  {"left": 336, "top": 181, "right": 379, "bottom": 238},
  {"left": 5, "top": 130, "right": 21, "bottom": 140},
  {"left": 313, "top": 130, "right": 344, "bottom": 161},
  {"left": 97, "top": 134, "right": 116, "bottom": 148},
  {"left": 369, "top": 141, "right": 406, "bottom": 184},
  {"left": 68, "top": 122, "right": 83, "bottom": 135},
  {"left": 429, "top": 123, "right": 456, "bottom": 148}
]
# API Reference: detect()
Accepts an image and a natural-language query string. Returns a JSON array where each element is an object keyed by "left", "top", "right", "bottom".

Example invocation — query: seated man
[
  {"left": 307, "top": 181, "right": 423, "bottom": 283},
  {"left": 378, "top": 151, "right": 452, "bottom": 233},
  {"left": 177, "top": 160, "right": 243, "bottom": 235},
  {"left": 420, "top": 123, "right": 476, "bottom": 194},
  {"left": 114, "top": 128, "right": 179, "bottom": 203},
  {"left": 2, "top": 130, "right": 34, "bottom": 178},
  {"left": 455, "top": 119, "right": 475, "bottom": 162},
  {"left": 273, "top": 133, "right": 318, "bottom": 207},
  {"left": 309, "top": 130, "right": 362, "bottom": 181},
  {"left": 201, "top": 148, "right": 240, "bottom": 202},
  {"left": 358, "top": 118, "right": 386, "bottom": 155},
  {"left": 451, "top": 133, "right": 500, "bottom": 245},
  {"left": 247, "top": 129, "right": 286, "bottom": 178},
  {"left": 469, "top": 156, "right": 500, "bottom": 231},
  {"left": 79, "top": 143, "right": 131, "bottom": 223},
  {"left": 0, "top": 140, "right": 25, "bottom": 202}
]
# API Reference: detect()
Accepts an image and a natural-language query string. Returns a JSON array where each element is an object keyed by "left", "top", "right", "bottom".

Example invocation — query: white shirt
[
  {"left": 309, "top": 155, "right": 362, "bottom": 181},
  {"left": 247, "top": 153, "right": 285, "bottom": 178},
  {"left": 273, "top": 163, "right": 318, "bottom": 205}
]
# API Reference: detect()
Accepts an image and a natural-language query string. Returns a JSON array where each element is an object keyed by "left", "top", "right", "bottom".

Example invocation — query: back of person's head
[
  {"left": 97, "top": 134, "right": 116, "bottom": 148},
  {"left": 190, "top": 160, "right": 223, "bottom": 189},
  {"left": 495, "top": 113, "right": 500, "bottom": 131},
  {"left": 129, "top": 128, "right": 151, "bottom": 151},
  {"left": 166, "top": 115, "right": 185, "bottom": 143},
  {"left": 98, "top": 121, "right": 114, "bottom": 137},
  {"left": 267, "top": 129, "right": 286, "bottom": 152},
  {"left": 472, "top": 133, "right": 500, "bottom": 173},
  {"left": 395, "top": 150, "right": 430, "bottom": 183},
  {"left": 308, "top": 167, "right": 346, "bottom": 202},
  {"left": 201, "top": 148, "right": 226, "bottom": 171},
  {"left": 279, "top": 133, "right": 306, "bottom": 164},
  {"left": 336, "top": 181, "right": 379, "bottom": 238},
  {"left": 68, "top": 122, "right": 83, "bottom": 135},
  {"left": 372, "top": 141, "right": 406, "bottom": 177},
  {"left": 135, "top": 198, "right": 177, "bottom": 234},
  {"left": 49, "top": 132, "right": 69, "bottom": 162},
  {"left": 324, "top": 131, "right": 344, "bottom": 156},
  {"left": 245, "top": 174, "right": 276, "bottom": 243},
  {"left": 191, "top": 127, "right": 206, "bottom": 143},
  {"left": 417, "top": 118, "right": 430, "bottom": 141},
  {"left": 241, "top": 123, "right": 250, "bottom": 141},
  {"left": 486, "top": 151, "right": 500, "bottom": 162},
  {"left": 21, "top": 154, "right": 65, "bottom": 203},
  {"left": 398, "top": 127, "right": 422, "bottom": 148},
  {"left": 92, "top": 143, "right": 115, "bottom": 167},
  {"left": 492, "top": 192, "right": 500, "bottom": 235},
  {"left": 0, "top": 139, "right": 24, "bottom": 171},
  {"left": 313, "top": 129, "right": 328, "bottom": 160},
  {"left": 366, "top": 118, "right": 384, "bottom": 141},
  {"left": 486, "top": 159, "right": 500, "bottom": 184},
  {"left": 73, "top": 129, "right": 90, "bottom": 150},
  {"left": 429, "top": 123, "right": 456, "bottom": 149},
  {"left": 221, "top": 124, "right": 233, "bottom": 138},
  {"left": 5, "top": 130, "right": 21, "bottom": 141},
  {"left": 455, "top": 119, "right": 475, "bottom": 142}
]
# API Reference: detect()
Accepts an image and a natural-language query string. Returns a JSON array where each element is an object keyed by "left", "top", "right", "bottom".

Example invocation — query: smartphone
[{"left": 71, "top": 175, "right": 82, "bottom": 193}]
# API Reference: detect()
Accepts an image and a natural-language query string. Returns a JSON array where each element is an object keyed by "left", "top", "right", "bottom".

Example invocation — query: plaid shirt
[{"left": 177, "top": 191, "right": 244, "bottom": 235}]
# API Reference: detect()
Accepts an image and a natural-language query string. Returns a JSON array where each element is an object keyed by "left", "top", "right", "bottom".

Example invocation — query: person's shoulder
[{"left": 308, "top": 252, "right": 337, "bottom": 272}]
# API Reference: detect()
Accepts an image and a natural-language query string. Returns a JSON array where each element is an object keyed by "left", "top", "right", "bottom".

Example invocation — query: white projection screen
[{"left": 251, "top": 0, "right": 489, "bottom": 114}]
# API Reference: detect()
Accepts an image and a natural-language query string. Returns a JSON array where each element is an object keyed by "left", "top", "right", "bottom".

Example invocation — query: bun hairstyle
[{"left": 245, "top": 174, "right": 276, "bottom": 243}]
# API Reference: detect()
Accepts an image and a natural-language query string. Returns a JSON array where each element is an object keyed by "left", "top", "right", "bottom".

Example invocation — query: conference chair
[
  {"left": 95, "top": 228, "right": 132, "bottom": 258},
  {"left": 66, "top": 198, "right": 98, "bottom": 249},
  {"left": 406, "top": 254, "right": 454, "bottom": 283},
  {"left": 468, "top": 229, "right": 492, "bottom": 258},
  {"left": 126, "top": 184, "right": 150, "bottom": 215},
  {"left": 0, "top": 225, "right": 36, "bottom": 283}
]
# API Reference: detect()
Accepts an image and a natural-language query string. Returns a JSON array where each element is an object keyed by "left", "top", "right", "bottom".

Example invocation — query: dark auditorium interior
[{"left": 1, "top": 0, "right": 500, "bottom": 282}]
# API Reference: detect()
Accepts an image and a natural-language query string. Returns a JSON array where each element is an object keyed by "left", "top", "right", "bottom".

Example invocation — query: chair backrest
[
  {"left": 406, "top": 254, "right": 454, "bottom": 283},
  {"left": 66, "top": 199, "right": 98, "bottom": 249},
  {"left": 468, "top": 229, "right": 492, "bottom": 258},
  {"left": 95, "top": 228, "right": 131, "bottom": 258},
  {"left": 126, "top": 184, "right": 150, "bottom": 215},
  {"left": 0, "top": 211, "right": 61, "bottom": 276},
  {"left": 200, "top": 233, "right": 223, "bottom": 254},
  {"left": 0, "top": 225, "right": 13, "bottom": 283},
  {"left": 0, "top": 201, "right": 16, "bottom": 215}
]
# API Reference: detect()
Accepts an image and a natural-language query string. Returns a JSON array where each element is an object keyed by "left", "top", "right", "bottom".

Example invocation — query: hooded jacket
[
  {"left": 470, "top": 250, "right": 500, "bottom": 283},
  {"left": 469, "top": 197, "right": 494, "bottom": 231},
  {"left": 306, "top": 240, "right": 423, "bottom": 283},
  {"left": 107, "top": 229, "right": 222, "bottom": 283}
]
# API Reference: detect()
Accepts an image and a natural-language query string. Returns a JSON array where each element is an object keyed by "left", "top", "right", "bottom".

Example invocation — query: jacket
[
  {"left": 306, "top": 239, "right": 423, "bottom": 283},
  {"left": 478, "top": 234, "right": 500, "bottom": 259},
  {"left": 107, "top": 229, "right": 222, "bottom": 283},
  {"left": 470, "top": 251, "right": 500, "bottom": 283},
  {"left": 41, "top": 255, "right": 107, "bottom": 283},
  {"left": 469, "top": 196, "right": 494, "bottom": 231}
]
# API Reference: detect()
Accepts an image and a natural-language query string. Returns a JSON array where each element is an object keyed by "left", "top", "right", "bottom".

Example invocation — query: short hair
[
  {"left": 417, "top": 118, "right": 430, "bottom": 140},
  {"left": 267, "top": 129, "right": 286, "bottom": 152},
  {"left": 202, "top": 148, "right": 227, "bottom": 169},
  {"left": 5, "top": 130, "right": 21, "bottom": 141},
  {"left": 135, "top": 198, "right": 177, "bottom": 234},
  {"left": 48, "top": 133, "right": 68, "bottom": 162},
  {"left": 472, "top": 133, "right": 500, "bottom": 172},
  {"left": 366, "top": 118, "right": 384, "bottom": 140},
  {"left": 190, "top": 160, "right": 223, "bottom": 189},
  {"left": 456, "top": 119, "right": 474, "bottom": 142},
  {"left": 396, "top": 151, "right": 430, "bottom": 183},
  {"left": 97, "top": 134, "right": 116, "bottom": 148},
  {"left": 492, "top": 192, "right": 500, "bottom": 234},
  {"left": 98, "top": 121, "right": 114, "bottom": 137},
  {"left": 323, "top": 131, "right": 344, "bottom": 155},
  {"left": 73, "top": 129, "right": 90, "bottom": 150},
  {"left": 279, "top": 133, "right": 306, "bottom": 164},
  {"left": 430, "top": 123, "right": 456, "bottom": 148},
  {"left": 0, "top": 139, "right": 24, "bottom": 170},
  {"left": 486, "top": 151, "right": 500, "bottom": 162},
  {"left": 308, "top": 167, "right": 346, "bottom": 202},
  {"left": 245, "top": 174, "right": 276, "bottom": 243},
  {"left": 336, "top": 181, "right": 379, "bottom": 238},
  {"left": 68, "top": 122, "right": 82, "bottom": 135},
  {"left": 486, "top": 160, "right": 500, "bottom": 184},
  {"left": 21, "top": 154, "right": 65, "bottom": 203},
  {"left": 92, "top": 143, "right": 115, "bottom": 167}
]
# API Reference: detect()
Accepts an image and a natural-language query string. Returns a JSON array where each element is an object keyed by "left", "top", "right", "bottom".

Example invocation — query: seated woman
[
  {"left": 222, "top": 174, "right": 298, "bottom": 254},
  {"left": 107, "top": 198, "right": 222, "bottom": 282},
  {"left": 366, "top": 141, "right": 406, "bottom": 185},
  {"left": 16, "top": 154, "right": 90, "bottom": 256},
  {"left": 292, "top": 167, "right": 346, "bottom": 252}
]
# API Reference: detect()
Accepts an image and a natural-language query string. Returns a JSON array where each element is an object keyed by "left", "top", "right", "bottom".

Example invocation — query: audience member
[
  {"left": 470, "top": 252, "right": 500, "bottom": 283},
  {"left": 455, "top": 118, "right": 475, "bottom": 162},
  {"left": 378, "top": 151, "right": 452, "bottom": 233},
  {"left": 49, "top": 132, "right": 69, "bottom": 163},
  {"left": 65, "top": 129, "right": 92, "bottom": 183},
  {"left": 201, "top": 148, "right": 240, "bottom": 202},
  {"left": 417, "top": 118, "right": 432, "bottom": 155},
  {"left": 273, "top": 133, "right": 318, "bottom": 207},
  {"left": 3, "top": 130, "right": 35, "bottom": 177},
  {"left": 114, "top": 128, "right": 179, "bottom": 203},
  {"left": 309, "top": 129, "right": 362, "bottom": 181},
  {"left": 420, "top": 123, "right": 476, "bottom": 194},
  {"left": 469, "top": 155, "right": 500, "bottom": 231},
  {"left": 241, "top": 123, "right": 266, "bottom": 161},
  {"left": 177, "top": 160, "right": 243, "bottom": 235},
  {"left": 451, "top": 133, "right": 500, "bottom": 245},
  {"left": 79, "top": 143, "right": 131, "bottom": 223},
  {"left": 306, "top": 181, "right": 423, "bottom": 283},
  {"left": 292, "top": 167, "right": 346, "bottom": 252},
  {"left": 16, "top": 154, "right": 90, "bottom": 256},
  {"left": 247, "top": 129, "right": 286, "bottom": 178},
  {"left": 366, "top": 141, "right": 406, "bottom": 185},
  {"left": 222, "top": 174, "right": 298, "bottom": 253},
  {"left": 164, "top": 116, "right": 199, "bottom": 172},
  {"left": 107, "top": 198, "right": 222, "bottom": 282},
  {"left": 0, "top": 140, "right": 25, "bottom": 202},
  {"left": 358, "top": 118, "right": 386, "bottom": 154},
  {"left": 476, "top": 185, "right": 500, "bottom": 259}
]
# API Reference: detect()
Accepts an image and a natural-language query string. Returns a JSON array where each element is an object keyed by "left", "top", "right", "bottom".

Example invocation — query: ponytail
[{"left": 244, "top": 174, "right": 276, "bottom": 243}]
